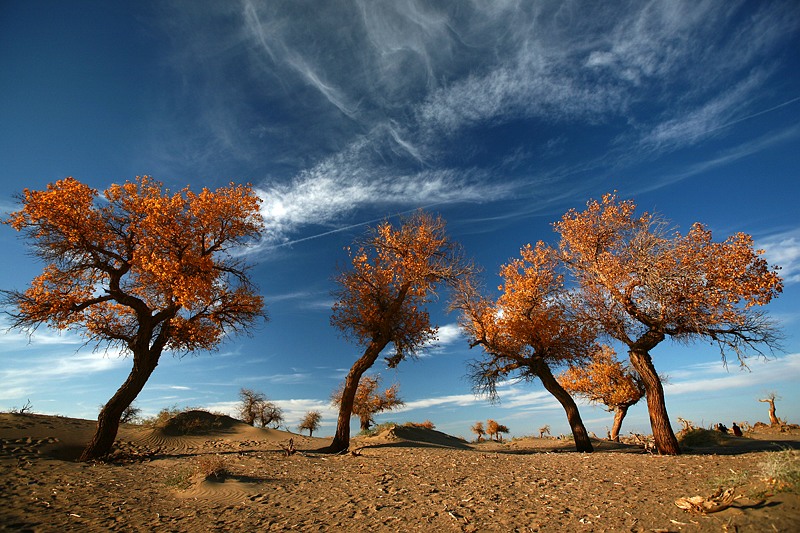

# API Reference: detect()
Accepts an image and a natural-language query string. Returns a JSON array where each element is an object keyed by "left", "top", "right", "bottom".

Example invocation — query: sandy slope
[{"left": 1, "top": 412, "right": 798, "bottom": 532}]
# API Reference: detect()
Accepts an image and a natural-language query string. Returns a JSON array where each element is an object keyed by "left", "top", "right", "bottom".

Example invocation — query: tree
[
  {"left": 557, "top": 345, "right": 645, "bottom": 441},
  {"left": 454, "top": 242, "right": 595, "bottom": 452},
  {"left": 538, "top": 424, "right": 551, "bottom": 438},
  {"left": 326, "top": 211, "right": 474, "bottom": 452},
  {"left": 2, "top": 176, "right": 265, "bottom": 460},
  {"left": 471, "top": 421, "right": 486, "bottom": 441},
  {"left": 238, "top": 388, "right": 284, "bottom": 428},
  {"left": 495, "top": 422, "right": 510, "bottom": 441},
  {"left": 555, "top": 193, "right": 783, "bottom": 455},
  {"left": 120, "top": 404, "right": 142, "bottom": 424},
  {"left": 486, "top": 419, "right": 500, "bottom": 441},
  {"left": 298, "top": 411, "right": 322, "bottom": 437},
  {"left": 331, "top": 375, "right": 404, "bottom": 431},
  {"left": 758, "top": 392, "right": 782, "bottom": 426}
]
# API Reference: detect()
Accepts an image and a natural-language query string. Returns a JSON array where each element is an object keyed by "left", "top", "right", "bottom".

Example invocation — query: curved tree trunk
[
  {"left": 610, "top": 404, "right": 629, "bottom": 442},
  {"left": 326, "top": 341, "right": 385, "bottom": 453},
  {"left": 534, "top": 358, "right": 593, "bottom": 453},
  {"left": 628, "top": 349, "right": 680, "bottom": 455},
  {"left": 79, "top": 352, "right": 160, "bottom": 461},
  {"left": 759, "top": 398, "right": 779, "bottom": 426}
]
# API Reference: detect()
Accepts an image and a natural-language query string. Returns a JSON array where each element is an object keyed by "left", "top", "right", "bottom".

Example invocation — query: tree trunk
[
  {"left": 628, "top": 349, "right": 680, "bottom": 455},
  {"left": 326, "top": 341, "right": 385, "bottom": 453},
  {"left": 359, "top": 416, "right": 371, "bottom": 431},
  {"left": 79, "top": 351, "right": 160, "bottom": 461},
  {"left": 534, "top": 358, "right": 593, "bottom": 453},
  {"left": 759, "top": 398, "right": 779, "bottom": 426},
  {"left": 610, "top": 404, "right": 629, "bottom": 442}
]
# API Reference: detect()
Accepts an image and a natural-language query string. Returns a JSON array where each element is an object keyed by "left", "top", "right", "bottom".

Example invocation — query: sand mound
[
  {"left": 157, "top": 410, "right": 246, "bottom": 436},
  {"left": 358, "top": 424, "right": 471, "bottom": 449}
]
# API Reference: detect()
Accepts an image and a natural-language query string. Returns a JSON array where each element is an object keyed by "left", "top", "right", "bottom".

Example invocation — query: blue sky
[{"left": 1, "top": 1, "right": 799, "bottom": 440}]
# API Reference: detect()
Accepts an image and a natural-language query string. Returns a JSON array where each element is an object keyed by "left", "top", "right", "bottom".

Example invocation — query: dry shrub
[
  {"left": 197, "top": 454, "right": 229, "bottom": 480},
  {"left": 677, "top": 428, "right": 729, "bottom": 448},
  {"left": 405, "top": 420, "right": 436, "bottom": 430},
  {"left": 759, "top": 448, "right": 800, "bottom": 492}
]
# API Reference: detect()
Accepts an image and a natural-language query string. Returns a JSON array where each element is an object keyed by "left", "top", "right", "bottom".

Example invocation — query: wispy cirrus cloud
[
  {"left": 760, "top": 229, "right": 800, "bottom": 284},
  {"left": 664, "top": 353, "right": 800, "bottom": 395},
  {"left": 153, "top": 0, "right": 797, "bottom": 243}
]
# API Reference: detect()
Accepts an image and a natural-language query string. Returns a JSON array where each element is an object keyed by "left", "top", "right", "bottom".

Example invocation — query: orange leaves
[
  {"left": 4, "top": 176, "right": 265, "bottom": 353},
  {"left": 557, "top": 345, "right": 645, "bottom": 410},
  {"left": 331, "top": 375, "right": 403, "bottom": 427},
  {"left": 555, "top": 192, "right": 783, "bottom": 346},
  {"left": 331, "top": 210, "right": 472, "bottom": 363}
]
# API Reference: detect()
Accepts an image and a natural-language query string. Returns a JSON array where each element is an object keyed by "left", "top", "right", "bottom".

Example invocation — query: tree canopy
[
  {"left": 555, "top": 192, "right": 783, "bottom": 454},
  {"left": 326, "top": 210, "right": 474, "bottom": 452},
  {"left": 2, "top": 176, "right": 265, "bottom": 460},
  {"left": 454, "top": 242, "right": 595, "bottom": 452}
]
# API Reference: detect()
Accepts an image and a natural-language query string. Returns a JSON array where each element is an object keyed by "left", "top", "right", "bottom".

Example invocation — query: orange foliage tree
[
  {"left": 2, "top": 176, "right": 265, "bottom": 460},
  {"left": 485, "top": 419, "right": 509, "bottom": 441},
  {"left": 557, "top": 345, "right": 645, "bottom": 441},
  {"left": 298, "top": 411, "right": 322, "bottom": 437},
  {"left": 331, "top": 375, "right": 404, "bottom": 431},
  {"left": 453, "top": 242, "right": 595, "bottom": 452},
  {"left": 555, "top": 193, "right": 783, "bottom": 455},
  {"left": 327, "top": 211, "right": 474, "bottom": 452},
  {"left": 471, "top": 421, "right": 486, "bottom": 441}
]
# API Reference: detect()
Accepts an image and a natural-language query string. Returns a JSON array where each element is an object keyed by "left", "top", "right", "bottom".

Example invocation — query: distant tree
[
  {"left": 486, "top": 419, "right": 499, "bottom": 441},
  {"left": 258, "top": 401, "right": 284, "bottom": 429},
  {"left": 555, "top": 193, "right": 783, "bottom": 455},
  {"left": 331, "top": 375, "right": 404, "bottom": 431},
  {"left": 471, "top": 421, "right": 486, "bottom": 441},
  {"left": 2, "top": 176, "right": 266, "bottom": 461},
  {"left": 557, "top": 345, "right": 645, "bottom": 441},
  {"left": 453, "top": 243, "right": 595, "bottom": 452},
  {"left": 327, "top": 211, "right": 474, "bottom": 452},
  {"left": 298, "top": 411, "right": 322, "bottom": 437},
  {"left": 495, "top": 422, "right": 510, "bottom": 441},
  {"left": 238, "top": 388, "right": 284, "bottom": 428},
  {"left": 120, "top": 404, "right": 142, "bottom": 424},
  {"left": 538, "top": 424, "right": 551, "bottom": 438},
  {"left": 758, "top": 392, "right": 782, "bottom": 426}
]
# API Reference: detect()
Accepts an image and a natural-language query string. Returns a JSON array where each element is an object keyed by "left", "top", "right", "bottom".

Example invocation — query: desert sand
[{"left": 1, "top": 411, "right": 798, "bottom": 532}]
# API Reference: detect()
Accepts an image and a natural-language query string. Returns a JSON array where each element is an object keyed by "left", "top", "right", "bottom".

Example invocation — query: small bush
[
  {"left": 678, "top": 428, "right": 728, "bottom": 448},
  {"left": 197, "top": 454, "right": 229, "bottom": 480},
  {"left": 404, "top": 420, "right": 436, "bottom": 430}
]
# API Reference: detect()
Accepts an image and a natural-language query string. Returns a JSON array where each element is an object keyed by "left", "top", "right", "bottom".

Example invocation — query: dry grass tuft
[
  {"left": 197, "top": 454, "right": 229, "bottom": 480},
  {"left": 759, "top": 448, "right": 800, "bottom": 492}
]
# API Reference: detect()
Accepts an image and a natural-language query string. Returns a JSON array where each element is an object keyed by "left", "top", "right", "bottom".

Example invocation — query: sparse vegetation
[
  {"left": 238, "top": 388, "right": 284, "bottom": 428},
  {"left": 9, "top": 399, "right": 34, "bottom": 414}
]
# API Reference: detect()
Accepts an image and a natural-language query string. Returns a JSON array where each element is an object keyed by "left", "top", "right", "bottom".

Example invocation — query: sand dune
[{"left": 2, "top": 412, "right": 799, "bottom": 531}]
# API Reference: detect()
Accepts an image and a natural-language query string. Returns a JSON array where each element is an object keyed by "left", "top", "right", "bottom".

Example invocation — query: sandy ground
[{"left": 1, "top": 412, "right": 799, "bottom": 532}]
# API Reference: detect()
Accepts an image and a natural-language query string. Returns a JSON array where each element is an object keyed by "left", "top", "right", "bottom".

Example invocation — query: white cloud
[
  {"left": 664, "top": 353, "right": 800, "bottom": 395},
  {"left": 760, "top": 228, "right": 800, "bottom": 284}
]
